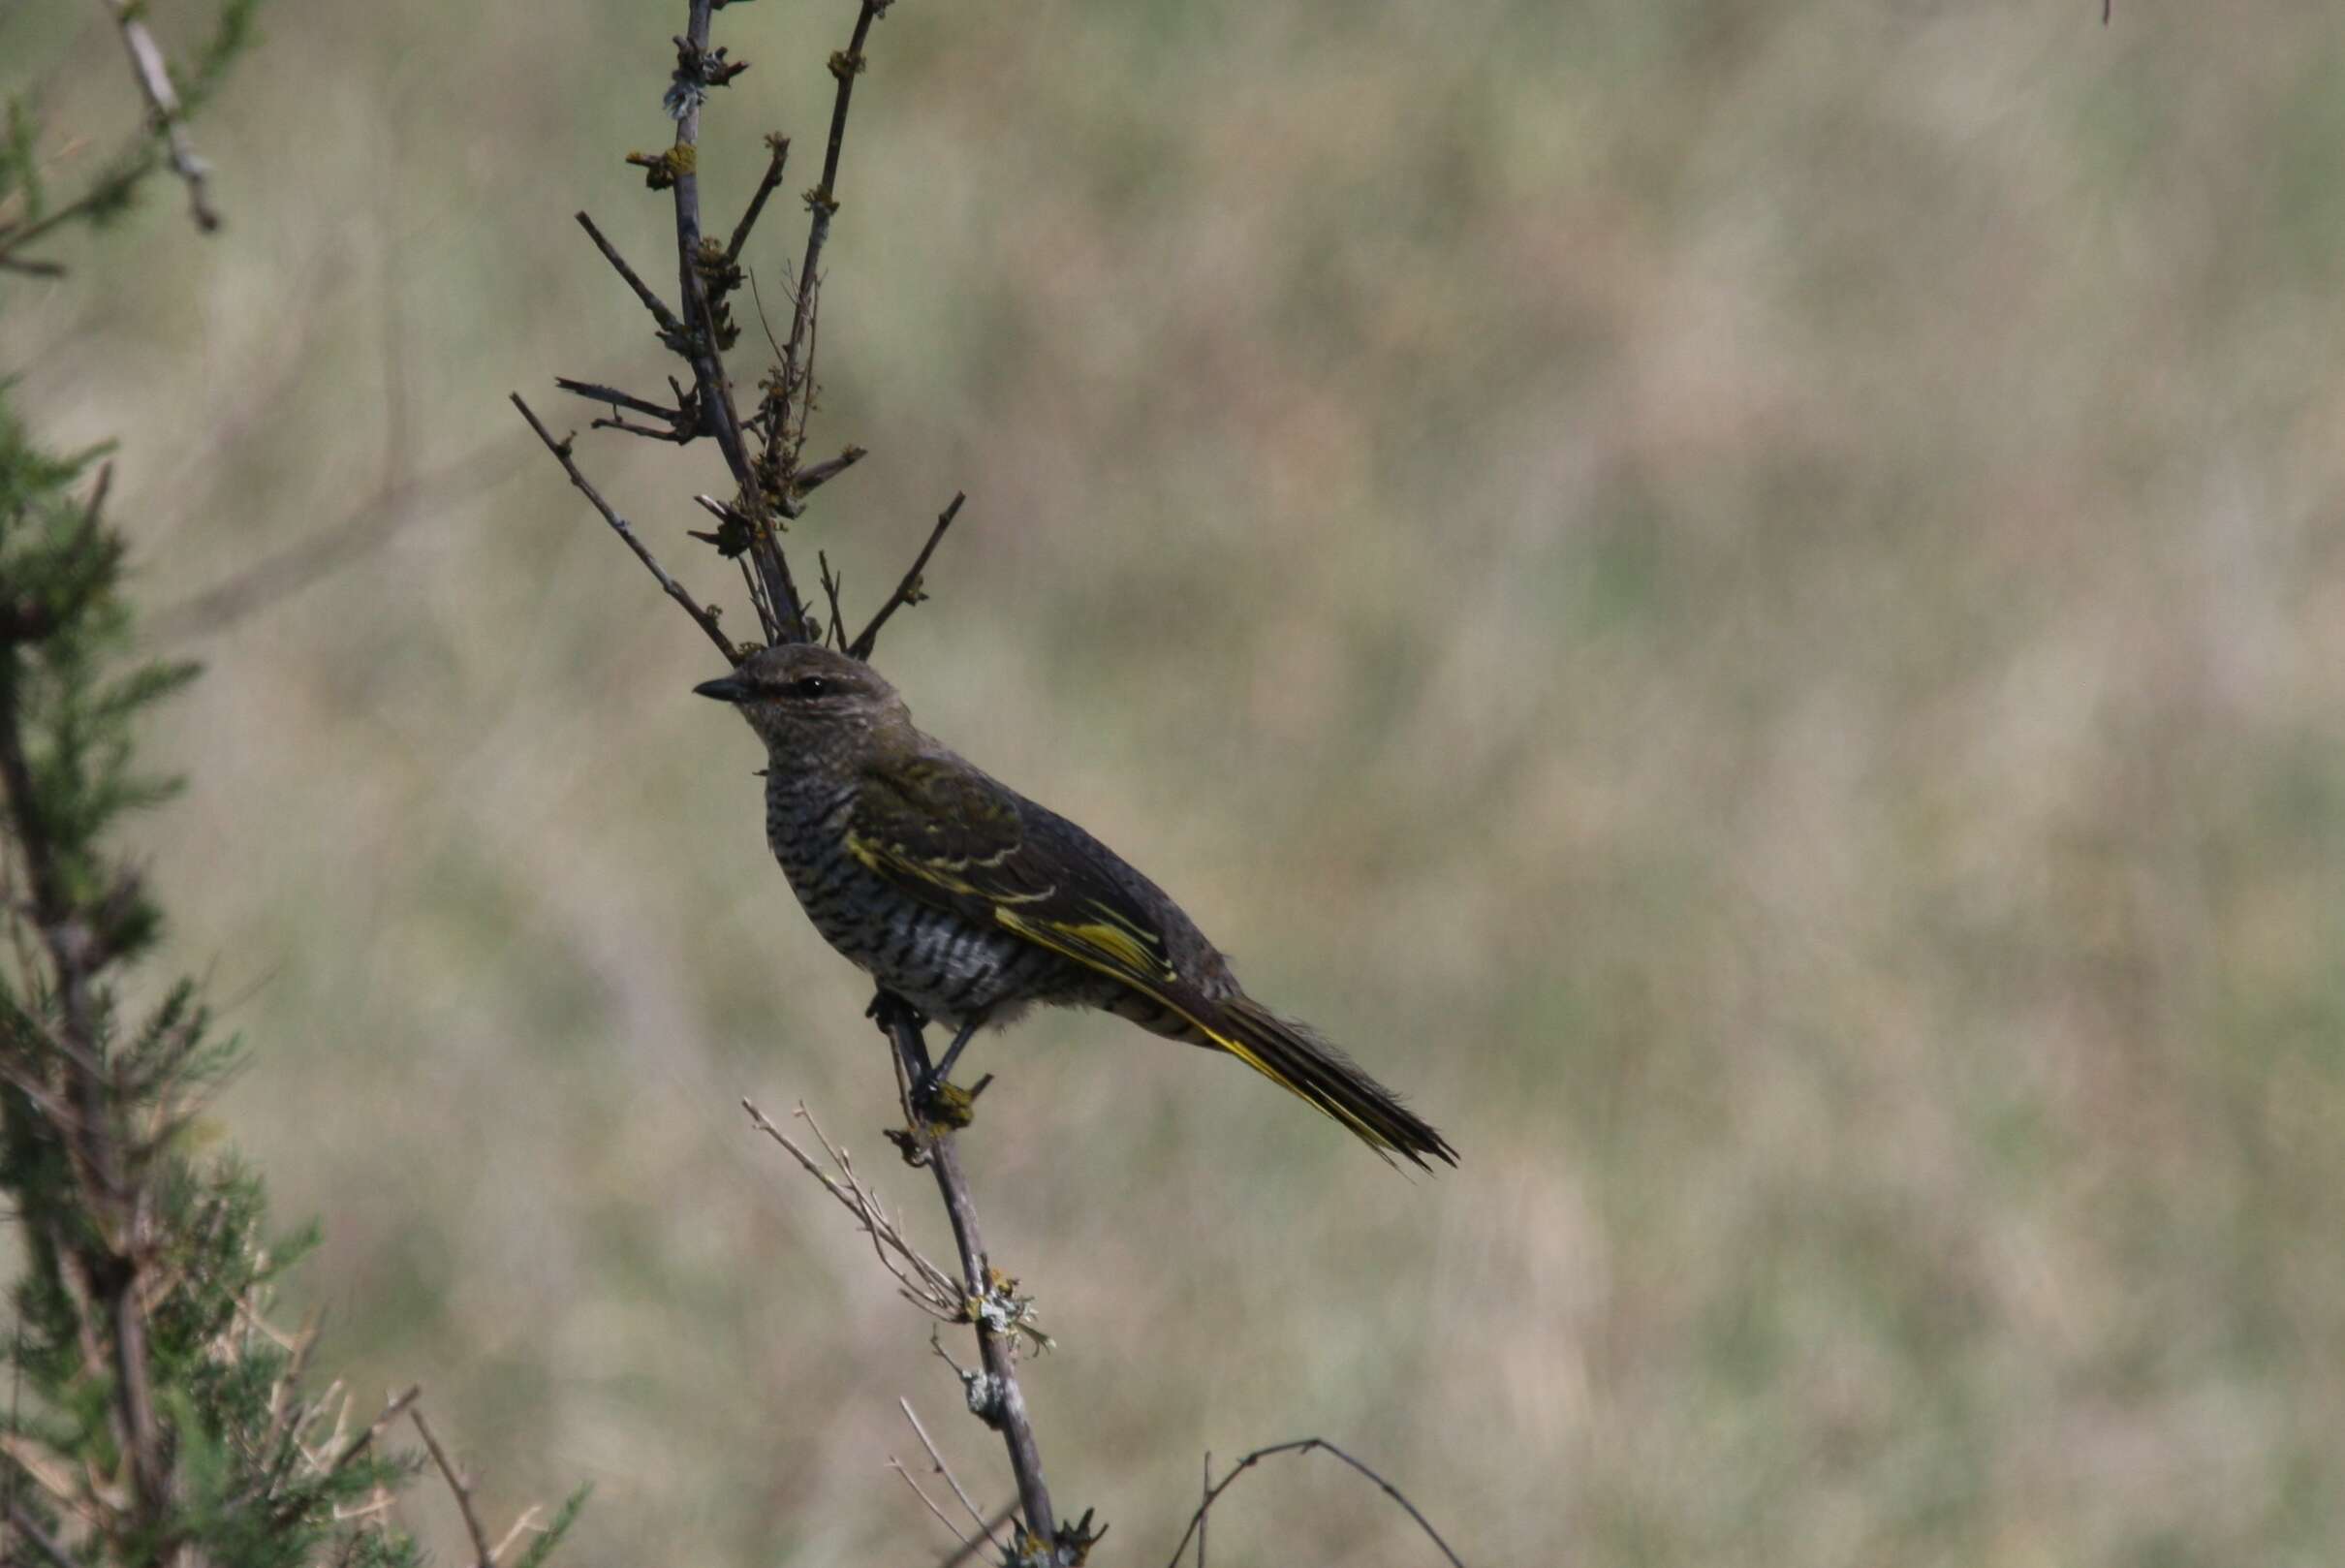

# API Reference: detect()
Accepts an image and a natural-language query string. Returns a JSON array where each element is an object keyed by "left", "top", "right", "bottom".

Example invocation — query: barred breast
[{"left": 762, "top": 775, "right": 1080, "bottom": 1027}]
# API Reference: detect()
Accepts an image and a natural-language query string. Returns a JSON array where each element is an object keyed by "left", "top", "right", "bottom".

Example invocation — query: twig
[
  {"left": 888, "top": 1457, "right": 969, "bottom": 1552},
  {"left": 1159, "top": 1438, "right": 1466, "bottom": 1568},
  {"left": 509, "top": 393, "right": 735, "bottom": 660},
  {"left": 575, "top": 212, "right": 685, "bottom": 338},
  {"left": 848, "top": 493, "right": 962, "bottom": 660},
  {"left": 0, "top": 147, "right": 157, "bottom": 275},
  {"left": 2, "top": 1500, "right": 79, "bottom": 1568},
  {"left": 665, "top": 5, "right": 805, "bottom": 641},
  {"left": 929, "top": 1502, "right": 1022, "bottom": 1568},
  {"left": 724, "top": 134, "right": 791, "bottom": 266},
  {"left": 739, "top": 1100, "right": 962, "bottom": 1320},
  {"left": 319, "top": 1386, "right": 421, "bottom": 1483},
  {"left": 410, "top": 1407, "right": 495, "bottom": 1568},
  {"left": 553, "top": 378, "right": 683, "bottom": 421},
  {"left": 792, "top": 444, "right": 866, "bottom": 499},
  {"left": 899, "top": 1398, "right": 1003, "bottom": 1555},
  {"left": 873, "top": 995, "right": 1064, "bottom": 1555},
  {"left": 1198, "top": 1451, "right": 1209, "bottom": 1568},
  {"left": 486, "top": 1505, "right": 545, "bottom": 1565},
  {"left": 767, "top": 0, "right": 891, "bottom": 479},
  {"left": 817, "top": 553, "right": 847, "bottom": 650},
  {"left": 96, "top": 0, "right": 217, "bottom": 231}
]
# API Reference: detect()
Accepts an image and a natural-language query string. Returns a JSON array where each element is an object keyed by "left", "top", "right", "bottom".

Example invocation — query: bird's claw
[{"left": 912, "top": 1070, "right": 991, "bottom": 1131}]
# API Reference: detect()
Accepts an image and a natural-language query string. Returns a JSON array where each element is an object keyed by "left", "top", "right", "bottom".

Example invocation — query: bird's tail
[{"left": 1202, "top": 993, "right": 1457, "bottom": 1170}]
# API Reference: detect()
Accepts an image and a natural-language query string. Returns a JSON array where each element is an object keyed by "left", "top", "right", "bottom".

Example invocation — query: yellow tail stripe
[{"left": 993, "top": 909, "right": 1400, "bottom": 1152}]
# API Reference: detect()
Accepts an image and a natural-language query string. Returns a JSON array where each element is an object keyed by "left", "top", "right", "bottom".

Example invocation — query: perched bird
[{"left": 696, "top": 642, "right": 1456, "bottom": 1168}]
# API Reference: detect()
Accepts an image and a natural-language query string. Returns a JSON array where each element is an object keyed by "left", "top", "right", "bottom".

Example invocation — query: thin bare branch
[
  {"left": 792, "top": 444, "right": 867, "bottom": 499},
  {"left": 510, "top": 393, "right": 736, "bottom": 661},
  {"left": 740, "top": 1100, "right": 961, "bottom": 1320},
  {"left": 818, "top": 552, "right": 847, "bottom": 650},
  {"left": 724, "top": 134, "right": 792, "bottom": 266},
  {"left": 928, "top": 1502, "right": 1022, "bottom": 1568},
  {"left": 872, "top": 995, "right": 1069, "bottom": 1556},
  {"left": 849, "top": 493, "right": 963, "bottom": 660},
  {"left": 410, "top": 1407, "right": 495, "bottom": 1568},
  {"left": 555, "top": 378, "right": 688, "bottom": 424},
  {"left": 320, "top": 1386, "right": 421, "bottom": 1483},
  {"left": 575, "top": 212, "right": 685, "bottom": 338},
  {"left": 665, "top": 6, "right": 805, "bottom": 642},
  {"left": 96, "top": 0, "right": 217, "bottom": 231},
  {"left": 767, "top": 0, "right": 891, "bottom": 478},
  {"left": 1159, "top": 1438, "right": 1466, "bottom": 1568},
  {"left": 0, "top": 144, "right": 158, "bottom": 275},
  {"left": 148, "top": 440, "right": 528, "bottom": 643},
  {"left": 1199, "top": 1451, "right": 1209, "bottom": 1568},
  {"left": 888, "top": 1457, "right": 970, "bottom": 1552},
  {"left": 487, "top": 1505, "right": 545, "bottom": 1565},
  {"left": 899, "top": 1398, "right": 1002, "bottom": 1553},
  {"left": 3, "top": 1499, "right": 80, "bottom": 1568}
]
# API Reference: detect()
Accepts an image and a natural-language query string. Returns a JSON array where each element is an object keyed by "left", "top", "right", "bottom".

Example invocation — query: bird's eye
[{"left": 786, "top": 675, "right": 832, "bottom": 700}]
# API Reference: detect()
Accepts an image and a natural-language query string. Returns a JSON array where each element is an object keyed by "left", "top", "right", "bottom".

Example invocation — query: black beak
[{"left": 694, "top": 674, "right": 754, "bottom": 703}]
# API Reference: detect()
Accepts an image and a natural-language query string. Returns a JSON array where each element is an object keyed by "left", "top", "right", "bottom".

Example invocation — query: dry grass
[{"left": 8, "top": 0, "right": 2345, "bottom": 1562}]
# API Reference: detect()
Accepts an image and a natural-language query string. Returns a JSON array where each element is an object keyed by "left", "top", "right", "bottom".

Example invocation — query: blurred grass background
[{"left": 9, "top": 0, "right": 2345, "bottom": 1562}]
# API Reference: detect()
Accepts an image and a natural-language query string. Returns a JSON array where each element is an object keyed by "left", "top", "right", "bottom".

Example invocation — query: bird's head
[{"left": 694, "top": 642, "right": 914, "bottom": 761}]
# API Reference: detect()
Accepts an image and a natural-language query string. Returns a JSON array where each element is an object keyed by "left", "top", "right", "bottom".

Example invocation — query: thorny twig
[
  {"left": 574, "top": 212, "right": 687, "bottom": 339},
  {"left": 523, "top": 0, "right": 960, "bottom": 667},
  {"left": 874, "top": 994, "right": 1093, "bottom": 1565},
  {"left": 747, "top": 1078, "right": 1072, "bottom": 1559},
  {"left": 726, "top": 134, "right": 792, "bottom": 267},
  {"left": 849, "top": 493, "right": 963, "bottom": 660},
  {"left": 510, "top": 394, "right": 736, "bottom": 660},
  {"left": 664, "top": 3, "right": 802, "bottom": 637},
  {"left": 766, "top": 0, "right": 891, "bottom": 483},
  {"left": 524, "top": 1, "right": 1110, "bottom": 1557}
]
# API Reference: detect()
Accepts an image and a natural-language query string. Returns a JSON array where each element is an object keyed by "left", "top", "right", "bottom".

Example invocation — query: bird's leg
[
  {"left": 931, "top": 1011, "right": 985, "bottom": 1086},
  {"left": 913, "top": 1007, "right": 991, "bottom": 1128}
]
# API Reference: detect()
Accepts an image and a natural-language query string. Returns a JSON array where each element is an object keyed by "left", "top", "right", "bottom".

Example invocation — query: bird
[{"left": 695, "top": 641, "right": 1456, "bottom": 1169}]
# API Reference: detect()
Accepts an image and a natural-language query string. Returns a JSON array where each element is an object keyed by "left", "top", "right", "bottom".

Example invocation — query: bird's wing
[
  {"left": 844, "top": 755, "right": 1182, "bottom": 990},
  {"left": 849, "top": 756, "right": 1453, "bottom": 1165}
]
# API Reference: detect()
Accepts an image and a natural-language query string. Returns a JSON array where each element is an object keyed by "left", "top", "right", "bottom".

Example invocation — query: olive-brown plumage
[{"left": 696, "top": 643, "right": 1455, "bottom": 1168}]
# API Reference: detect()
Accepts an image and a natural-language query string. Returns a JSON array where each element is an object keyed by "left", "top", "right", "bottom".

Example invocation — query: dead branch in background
[
  {"left": 96, "top": 0, "right": 218, "bottom": 231},
  {"left": 0, "top": 0, "right": 244, "bottom": 274},
  {"left": 1164, "top": 1439, "right": 1465, "bottom": 1568},
  {"left": 149, "top": 439, "right": 530, "bottom": 643}
]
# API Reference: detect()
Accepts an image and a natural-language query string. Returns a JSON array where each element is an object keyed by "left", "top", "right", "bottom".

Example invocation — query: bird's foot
[{"left": 912, "top": 1070, "right": 992, "bottom": 1131}]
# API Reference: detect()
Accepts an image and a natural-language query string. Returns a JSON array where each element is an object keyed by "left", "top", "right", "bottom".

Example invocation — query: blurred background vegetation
[{"left": 7, "top": 0, "right": 2345, "bottom": 1562}]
